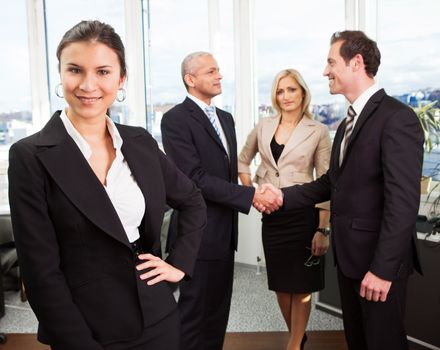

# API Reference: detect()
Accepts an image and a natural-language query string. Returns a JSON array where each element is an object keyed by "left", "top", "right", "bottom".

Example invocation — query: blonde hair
[{"left": 270, "top": 69, "right": 313, "bottom": 119}]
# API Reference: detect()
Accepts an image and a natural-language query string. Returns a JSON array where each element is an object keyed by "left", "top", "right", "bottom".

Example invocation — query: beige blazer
[{"left": 238, "top": 115, "right": 331, "bottom": 210}]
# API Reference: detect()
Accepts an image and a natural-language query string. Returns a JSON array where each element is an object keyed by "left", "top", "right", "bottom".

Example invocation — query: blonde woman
[{"left": 238, "top": 69, "right": 331, "bottom": 350}]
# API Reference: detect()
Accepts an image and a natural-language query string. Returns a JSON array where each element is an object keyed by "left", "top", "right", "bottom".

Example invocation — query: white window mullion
[
  {"left": 360, "top": 0, "right": 378, "bottom": 40},
  {"left": 345, "top": 0, "right": 358, "bottom": 30},
  {"left": 26, "top": 0, "right": 50, "bottom": 131},
  {"left": 233, "top": 0, "right": 257, "bottom": 149},
  {"left": 124, "top": 0, "right": 147, "bottom": 128},
  {"left": 345, "top": 0, "right": 378, "bottom": 39},
  {"left": 208, "top": 0, "right": 224, "bottom": 108},
  {"left": 208, "top": 0, "right": 221, "bottom": 54}
]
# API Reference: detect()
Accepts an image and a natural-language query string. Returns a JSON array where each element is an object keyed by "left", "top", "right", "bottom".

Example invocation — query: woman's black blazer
[{"left": 8, "top": 111, "right": 206, "bottom": 349}]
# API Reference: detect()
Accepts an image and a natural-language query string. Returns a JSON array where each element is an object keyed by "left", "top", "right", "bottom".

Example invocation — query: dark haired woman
[{"left": 8, "top": 20, "right": 206, "bottom": 350}]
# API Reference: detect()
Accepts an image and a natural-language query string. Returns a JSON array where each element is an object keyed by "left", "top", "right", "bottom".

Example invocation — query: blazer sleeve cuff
[{"left": 315, "top": 201, "right": 330, "bottom": 211}]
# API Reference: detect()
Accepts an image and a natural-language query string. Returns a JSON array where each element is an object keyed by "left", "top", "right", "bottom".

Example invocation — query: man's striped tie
[
  {"left": 342, "top": 106, "right": 356, "bottom": 161},
  {"left": 205, "top": 106, "right": 221, "bottom": 138}
]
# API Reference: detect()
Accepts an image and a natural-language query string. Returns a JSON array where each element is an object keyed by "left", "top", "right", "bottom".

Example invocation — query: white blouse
[{"left": 60, "top": 110, "right": 145, "bottom": 243}]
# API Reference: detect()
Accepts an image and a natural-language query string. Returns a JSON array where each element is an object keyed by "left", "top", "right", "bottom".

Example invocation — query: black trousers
[
  {"left": 178, "top": 255, "right": 234, "bottom": 350},
  {"left": 337, "top": 268, "right": 409, "bottom": 350},
  {"left": 103, "top": 309, "right": 180, "bottom": 350}
]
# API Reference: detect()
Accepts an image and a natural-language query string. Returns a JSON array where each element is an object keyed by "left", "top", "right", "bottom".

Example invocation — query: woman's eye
[
  {"left": 69, "top": 68, "right": 80, "bottom": 74},
  {"left": 98, "top": 70, "right": 110, "bottom": 75}
]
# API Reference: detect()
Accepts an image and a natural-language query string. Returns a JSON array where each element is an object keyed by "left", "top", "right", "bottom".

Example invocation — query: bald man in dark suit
[{"left": 161, "top": 51, "right": 280, "bottom": 350}]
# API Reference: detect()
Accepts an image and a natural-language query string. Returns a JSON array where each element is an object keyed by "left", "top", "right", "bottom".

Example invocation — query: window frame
[{"left": 26, "top": 0, "right": 369, "bottom": 133}]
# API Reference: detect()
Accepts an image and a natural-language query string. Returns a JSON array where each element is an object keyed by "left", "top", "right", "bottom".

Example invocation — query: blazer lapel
[
  {"left": 35, "top": 112, "right": 130, "bottom": 247},
  {"left": 117, "top": 127, "right": 162, "bottom": 248},
  {"left": 342, "top": 89, "right": 385, "bottom": 163},
  {"left": 278, "top": 117, "right": 316, "bottom": 163},
  {"left": 184, "top": 98, "right": 226, "bottom": 153},
  {"left": 217, "top": 110, "right": 235, "bottom": 159},
  {"left": 261, "top": 116, "right": 280, "bottom": 169}
]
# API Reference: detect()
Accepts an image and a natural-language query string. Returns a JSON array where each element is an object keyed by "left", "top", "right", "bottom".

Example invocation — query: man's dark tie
[{"left": 342, "top": 106, "right": 356, "bottom": 162}]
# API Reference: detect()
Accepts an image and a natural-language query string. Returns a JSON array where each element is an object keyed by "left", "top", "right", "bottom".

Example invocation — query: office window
[
  {"left": 216, "top": 0, "right": 235, "bottom": 116},
  {"left": 44, "top": 0, "right": 131, "bottom": 124},
  {"left": 378, "top": 0, "right": 440, "bottom": 178},
  {"left": 142, "top": 0, "right": 234, "bottom": 143},
  {"left": 0, "top": 0, "right": 33, "bottom": 206},
  {"left": 255, "top": 0, "right": 345, "bottom": 133}
]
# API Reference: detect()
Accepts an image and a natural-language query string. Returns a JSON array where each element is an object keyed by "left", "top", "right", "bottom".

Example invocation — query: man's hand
[
  {"left": 136, "top": 254, "right": 185, "bottom": 285},
  {"left": 253, "top": 183, "right": 283, "bottom": 214},
  {"left": 360, "top": 271, "right": 392, "bottom": 302}
]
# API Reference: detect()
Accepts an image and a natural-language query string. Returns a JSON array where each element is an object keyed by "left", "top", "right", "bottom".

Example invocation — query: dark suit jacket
[
  {"left": 161, "top": 97, "right": 254, "bottom": 260},
  {"left": 282, "top": 89, "right": 424, "bottom": 281},
  {"left": 8, "top": 111, "right": 206, "bottom": 349}
]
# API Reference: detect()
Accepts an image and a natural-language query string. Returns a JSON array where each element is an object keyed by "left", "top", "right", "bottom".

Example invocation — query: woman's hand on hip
[{"left": 136, "top": 253, "right": 185, "bottom": 285}]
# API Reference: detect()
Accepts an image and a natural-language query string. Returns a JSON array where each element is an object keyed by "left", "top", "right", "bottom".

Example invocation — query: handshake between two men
[{"left": 252, "top": 184, "right": 284, "bottom": 214}]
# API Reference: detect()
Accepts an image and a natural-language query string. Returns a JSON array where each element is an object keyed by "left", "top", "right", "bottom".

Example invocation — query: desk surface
[
  {"left": 318, "top": 234, "right": 440, "bottom": 349},
  {"left": 417, "top": 232, "right": 440, "bottom": 243}
]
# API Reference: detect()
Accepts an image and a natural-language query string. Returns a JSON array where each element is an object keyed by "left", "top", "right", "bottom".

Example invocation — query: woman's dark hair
[
  {"left": 331, "top": 30, "right": 381, "bottom": 78},
  {"left": 56, "top": 20, "right": 126, "bottom": 78}
]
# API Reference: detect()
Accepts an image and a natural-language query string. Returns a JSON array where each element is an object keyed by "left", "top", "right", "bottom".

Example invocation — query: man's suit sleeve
[
  {"left": 370, "top": 107, "right": 424, "bottom": 280},
  {"left": 161, "top": 111, "right": 254, "bottom": 214},
  {"left": 8, "top": 142, "right": 103, "bottom": 350},
  {"left": 159, "top": 150, "right": 206, "bottom": 277},
  {"left": 314, "top": 124, "right": 332, "bottom": 210},
  {"left": 282, "top": 172, "right": 332, "bottom": 210}
]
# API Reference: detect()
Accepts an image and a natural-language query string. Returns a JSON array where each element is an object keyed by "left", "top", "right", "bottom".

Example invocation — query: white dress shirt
[
  {"left": 187, "top": 94, "right": 230, "bottom": 156},
  {"left": 60, "top": 110, "right": 145, "bottom": 243},
  {"left": 339, "top": 83, "right": 380, "bottom": 161}
]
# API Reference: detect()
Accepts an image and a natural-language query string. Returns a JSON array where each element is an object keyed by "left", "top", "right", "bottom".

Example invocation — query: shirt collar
[
  {"left": 187, "top": 93, "right": 215, "bottom": 113},
  {"left": 106, "top": 116, "right": 123, "bottom": 151},
  {"left": 60, "top": 109, "right": 123, "bottom": 160},
  {"left": 350, "top": 82, "right": 380, "bottom": 116}
]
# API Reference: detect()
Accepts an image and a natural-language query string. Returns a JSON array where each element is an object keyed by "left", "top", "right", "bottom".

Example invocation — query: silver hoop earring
[
  {"left": 116, "top": 88, "right": 126, "bottom": 102},
  {"left": 55, "top": 83, "right": 64, "bottom": 98}
]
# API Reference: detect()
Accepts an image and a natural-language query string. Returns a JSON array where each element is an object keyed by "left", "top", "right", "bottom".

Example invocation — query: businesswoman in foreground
[
  {"left": 8, "top": 20, "right": 206, "bottom": 350},
  {"left": 238, "top": 69, "right": 331, "bottom": 350}
]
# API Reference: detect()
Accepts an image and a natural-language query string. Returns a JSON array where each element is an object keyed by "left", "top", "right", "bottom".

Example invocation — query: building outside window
[
  {"left": 142, "top": 0, "right": 234, "bottom": 145},
  {"left": 255, "top": 0, "right": 345, "bottom": 133},
  {"left": 45, "top": 0, "right": 130, "bottom": 124},
  {"left": 377, "top": 0, "right": 440, "bottom": 178},
  {"left": 0, "top": 0, "right": 33, "bottom": 207}
]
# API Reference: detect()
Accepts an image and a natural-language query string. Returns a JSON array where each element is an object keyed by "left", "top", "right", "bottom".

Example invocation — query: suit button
[{"left": 275, "top": 172, "right": 279, "bottom": 177}]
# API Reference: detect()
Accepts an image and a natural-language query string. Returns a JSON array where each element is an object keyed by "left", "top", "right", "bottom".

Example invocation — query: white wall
[{"left": 236, "top": 208, "right": 265, "bottom": 266}]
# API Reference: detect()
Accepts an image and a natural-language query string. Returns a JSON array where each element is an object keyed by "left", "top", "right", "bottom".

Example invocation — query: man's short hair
[
  {"left": 331, "top": 30, "right": 381, "bottom": 77},
  {"left": 181, "top": 51, "right": 212, "bottom": 90}
]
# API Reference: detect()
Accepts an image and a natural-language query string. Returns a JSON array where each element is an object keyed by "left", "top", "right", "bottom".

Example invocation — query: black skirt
[{"left": 262, "top": 206, "right": 325, "bottom": 293}]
